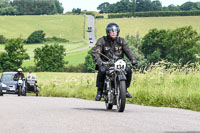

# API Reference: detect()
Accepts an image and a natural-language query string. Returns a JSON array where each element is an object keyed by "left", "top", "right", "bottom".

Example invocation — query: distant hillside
[
  {"left": 0, "top": 15, "right": 85, "bottom": 42},
  {"left": 96, "top": 16, "right": 200, "bottom": 38}
]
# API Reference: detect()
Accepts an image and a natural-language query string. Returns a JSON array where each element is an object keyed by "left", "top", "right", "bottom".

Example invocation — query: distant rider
[
  {"left": 13, "top": 68, "right": 25, "bottom": 92},
  {"left": 92, "top": 22, "right": 138, "bottom": 101}
]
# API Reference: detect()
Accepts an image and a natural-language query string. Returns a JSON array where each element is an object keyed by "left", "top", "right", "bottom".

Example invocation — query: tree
[
  {"left": 84, "top": 49, "right": 96, "bottom": 72},
  {"left": 136, "top": 0, "right": 146, "bottom": 12},
  {"left": 141, "top": 26, "right": 200, "bottom": 65},
  {"left": 55, "top": 0, "right": 64, "bottom": 14},
  {"left": 26, "top": 30, "right": 45, "bottom": 44},
  {"left": 141, "top": 29, "right": 168, "bottom": 63},
  {"left": 167, "top": 4, "right": 180, "bottom": 11},
  {"left": 166, "top": 26, "right": 200, "bottom": 64},
  {"left": 180, "top": 2, "right": 198, "bottom": 11},
  {"left": 130, "top": 0, "right": 136, "bottom": 14},
  {"left": 151, "top": 0, "right": 162, "bottom": 11},
  {"left": 97, "top": 2, "right": 110, "bottom": 13},
  {"left": 11, "top": 0, "right": 64, "bottom": 15},
  {"left": 0, "top": 38, "right": 30, "bottom": 71},
  {"left": 72, "top": 8, "right": 81, "bottom": 14},
  {"left": 34, "top": 44, "right": 67, "bottom": 72},
  {"left": 0, "top": 35, "right": 7, "bottom": 44},
  {"left": 0, "top": 52, "right": 11, "bottom": 72},
  {"left": 126, "top": 34, "right": 147, "bottom": 67}
]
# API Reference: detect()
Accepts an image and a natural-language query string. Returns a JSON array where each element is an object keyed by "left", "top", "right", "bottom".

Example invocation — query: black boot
[
  {"left": 126, "top": 91, "right": 132, "bottom": 98},
  {"left": 95, "top": 88, "right": 102, "bottom": 101}
]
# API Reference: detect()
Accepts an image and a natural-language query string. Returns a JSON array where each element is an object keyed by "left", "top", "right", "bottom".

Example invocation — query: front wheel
[
  {"left": 116, "top": 81, "right": 126, "bottom": 112},
  {"left": 18, "top": 86, "right": 22, "bottom": 96},
  {"left": 106, "top": 103, "right": 113, "bottom": 110}
]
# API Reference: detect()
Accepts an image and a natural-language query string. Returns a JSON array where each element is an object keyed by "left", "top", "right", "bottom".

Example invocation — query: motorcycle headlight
[{"left": 2, "top": 83, "right": 7, "bottom": 88}]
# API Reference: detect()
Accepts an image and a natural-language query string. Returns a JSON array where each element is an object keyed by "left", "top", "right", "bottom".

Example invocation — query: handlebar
[{"left": 102, "top": 61, "right": 137, "bottom": 70}]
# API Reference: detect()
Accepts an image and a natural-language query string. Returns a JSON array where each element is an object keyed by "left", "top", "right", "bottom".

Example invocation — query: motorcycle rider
[
  {"left": 92, "top": 22, "right": 138, "bottom": 101},
  {"left": 13, "top": 68, "right": 25, "bottom": 92}
]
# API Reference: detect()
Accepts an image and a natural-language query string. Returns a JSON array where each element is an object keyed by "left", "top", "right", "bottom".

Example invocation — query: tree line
[
  {"left": 97, "top": 0, "right": 200, "bottom": 13},
  {"left": 0, "top": 0, "right": 64, "bottom": 15}
]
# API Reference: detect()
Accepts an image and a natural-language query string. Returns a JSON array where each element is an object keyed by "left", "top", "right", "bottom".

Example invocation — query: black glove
[
  {"left": 96, "top": 58, "right": 103, "bottom": 66},
  {"left": 131, "top": 60, "right": 138, "bottom": 67}
]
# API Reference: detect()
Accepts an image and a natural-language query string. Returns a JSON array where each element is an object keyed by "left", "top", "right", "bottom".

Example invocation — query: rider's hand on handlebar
[{"left": 131, "top": 60, "right": 138, "bottom": 67}]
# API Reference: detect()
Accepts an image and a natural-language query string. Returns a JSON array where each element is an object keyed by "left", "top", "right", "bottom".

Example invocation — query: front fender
[{"left": 118, "top": 75, "right": 126, "bottom": 81}]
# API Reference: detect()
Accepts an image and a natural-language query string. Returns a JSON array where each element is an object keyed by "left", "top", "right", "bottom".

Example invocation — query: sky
[{"left": 59, "top": 0, "right": 200, "bottom": 12}]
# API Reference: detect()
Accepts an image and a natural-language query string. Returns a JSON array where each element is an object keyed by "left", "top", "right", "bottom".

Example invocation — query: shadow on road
[{"left": 72, "top": 107, "right": 118, "bottom": 113}]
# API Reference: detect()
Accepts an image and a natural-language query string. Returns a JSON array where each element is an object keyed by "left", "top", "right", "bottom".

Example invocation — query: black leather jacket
[
  {"left": 13, "top": 73, "right": 25, "bottom": 81},
  {"left": 92, "top": 36, "right": 137, "bottom": 66}
]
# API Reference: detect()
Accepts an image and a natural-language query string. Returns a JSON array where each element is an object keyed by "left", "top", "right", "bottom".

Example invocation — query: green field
[
  {"left": 0, "top": 15, "right": 85, "bottom": 41},
  {"left": 96, "top": 16, "right": 200, "bottom": 38},
  {"left": 65, "top": 49, "right": 90, "bottom": 66}
]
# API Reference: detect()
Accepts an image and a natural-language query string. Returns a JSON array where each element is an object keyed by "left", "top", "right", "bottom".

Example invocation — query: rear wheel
[
  {"left": 116, "top": 81, "right": 126, "bottom": 112},
  {"left": 0, "top": 93, "right": 3, "bottom": 96},
  {"left": 34, "top": 85, "right": 39, "bottom": 96}
]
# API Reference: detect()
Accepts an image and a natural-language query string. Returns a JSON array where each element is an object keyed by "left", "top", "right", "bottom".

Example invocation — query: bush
[
  {"left": 64, "top": 64, "right": 85, "bottom": 72},
  {"left": 45, "top": 36, "right": 69, "bottom": 43},
  {"left": 26, "top": 30, "right": 45, "bottom": 44},
  {"left": 125, "top": 34, "right": 147, "bottom": 68},
  {"left": 0, "top": 35, "right": 7, "bottom": 44},
  {"left": 95, "top": 16, "right": 104, "bottom": 19},
  {"left": 108, "top": 10, "right": 200, "bottom": 18},
  {"left": 34, "top": 43, "right": 67, "bottom": 72},
  {"left": 23, "top": 66, "right": 41, "bottom": 72}
]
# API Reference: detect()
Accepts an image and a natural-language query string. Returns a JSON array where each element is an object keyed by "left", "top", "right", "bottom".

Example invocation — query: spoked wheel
[
  {"left": 18, "top": 86, "right": 22, "bottom": 96},
  {"left": 116, "top": 81, "right": 126, "bottom": 112},
  {"left": 105, "top": 80, "right": 113, "bottom": 110}
]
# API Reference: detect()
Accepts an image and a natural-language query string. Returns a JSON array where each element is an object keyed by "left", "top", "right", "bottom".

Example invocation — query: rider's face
[{"left": 109, "top": 31, "right": 117, "bottom": 40}]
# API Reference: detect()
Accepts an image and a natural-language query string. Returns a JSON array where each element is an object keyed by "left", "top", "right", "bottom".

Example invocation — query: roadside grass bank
[{"left": 35, "top": 66, "right": 200, "bottom": 112}]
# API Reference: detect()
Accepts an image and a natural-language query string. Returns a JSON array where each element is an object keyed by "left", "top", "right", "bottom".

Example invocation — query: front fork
[{"left": 104, "top": 76, "right": 113, "bottom": 104}]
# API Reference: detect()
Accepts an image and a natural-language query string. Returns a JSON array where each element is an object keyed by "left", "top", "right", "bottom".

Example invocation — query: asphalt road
[{"left": 0, "top": 95, "right": 200, "bottom": 133}]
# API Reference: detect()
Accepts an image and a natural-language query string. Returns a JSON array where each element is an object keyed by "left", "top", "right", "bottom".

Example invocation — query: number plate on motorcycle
[{"left": 115, "top": 59, "right": 126, "bottom": 71}]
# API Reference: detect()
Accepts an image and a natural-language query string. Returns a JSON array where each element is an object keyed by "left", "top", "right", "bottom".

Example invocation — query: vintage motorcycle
[
  {"left": 17, "top": 77, "right": 25, "bottom": 96},
  {"left": 97, "top": 50, "right": 133, "bottom": 112}
]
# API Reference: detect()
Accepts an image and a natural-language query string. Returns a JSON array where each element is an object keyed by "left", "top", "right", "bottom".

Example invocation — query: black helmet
[{"left": 106, "top": 22, "right": 120, "bottom": 36}]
